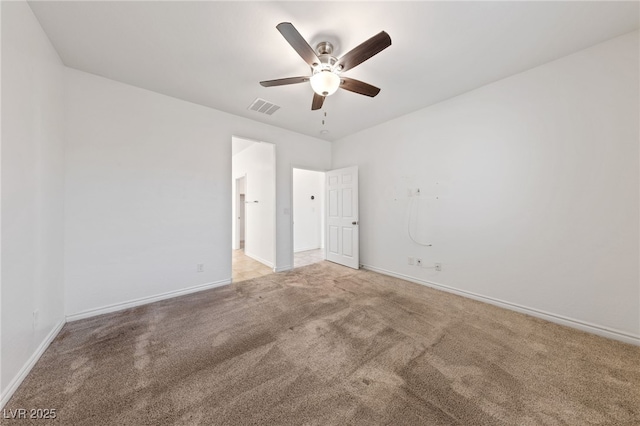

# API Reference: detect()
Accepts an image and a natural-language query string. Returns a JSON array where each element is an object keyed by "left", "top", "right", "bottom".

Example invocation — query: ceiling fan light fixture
[
  {"left": 310, "top": 70, "right": 340, "bottom": 97},
  {"left": 260, "top": 23, "right": 391, "bottom": 110}
]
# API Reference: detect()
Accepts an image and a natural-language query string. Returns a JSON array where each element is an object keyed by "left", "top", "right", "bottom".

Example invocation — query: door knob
[{"left": 352, "top": 221, "right": 358, "bottom": 225}]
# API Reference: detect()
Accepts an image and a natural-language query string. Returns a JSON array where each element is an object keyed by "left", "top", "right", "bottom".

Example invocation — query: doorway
[
  {"left": 232, "top": 137, "right": 276, "bottom": 282},
  {"left": 292, "top": 168, "right": 326, "bottom": 268}
]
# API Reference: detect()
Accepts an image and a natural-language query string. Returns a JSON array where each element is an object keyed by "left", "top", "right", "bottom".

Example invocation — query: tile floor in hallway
[
  {"left": 293, "top": 248, "right": 324, "bottom": 268},
  {"left": 232, "top": 248, "right": 273, "bottom": 283},
  {"left": 232, "top": 247, "right": 325, "bottom": 283}
]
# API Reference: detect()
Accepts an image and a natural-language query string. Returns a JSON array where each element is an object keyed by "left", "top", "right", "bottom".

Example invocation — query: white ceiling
[{"left": 28, "top": 1, "right": 639, "bottom": 141}]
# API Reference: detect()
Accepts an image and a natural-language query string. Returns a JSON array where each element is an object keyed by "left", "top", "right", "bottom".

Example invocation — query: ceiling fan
[{"left": 260, "top": 22, "right": 392, "bottom": 110}]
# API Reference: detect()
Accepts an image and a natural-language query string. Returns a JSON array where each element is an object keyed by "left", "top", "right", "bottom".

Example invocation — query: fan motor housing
[{"left": 314, "top": 42, "right": 338, "bottom": 72}]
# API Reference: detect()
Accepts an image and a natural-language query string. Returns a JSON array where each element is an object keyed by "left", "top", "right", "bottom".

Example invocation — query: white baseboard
[
  {"left": 66, "top": 279, "right": 231, "bottom": 322},
  {"left": 274, "top": 265, "right": 292, "bottom": 273},
  {"left": 1, "top": 319, "right": 65, "bottom": 409},
  {"left": 294, "top": 246, "right": 321, "bottom": 253},
  {"left": 244, "top": 251, "right": 274, "bottom": 269},
  {"left": 361, "top": 264, "right": 640, "bottom": 346}
]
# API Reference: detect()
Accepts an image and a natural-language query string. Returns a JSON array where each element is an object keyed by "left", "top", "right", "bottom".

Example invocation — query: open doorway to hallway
[
  {"left": 232, "top": 137, "right": 276, "bottom": 282},
  {"left": 292, "top": 168, "right": 326, "bottom": 268}
]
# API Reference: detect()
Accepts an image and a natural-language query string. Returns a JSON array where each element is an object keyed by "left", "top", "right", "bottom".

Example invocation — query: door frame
[{"left": 290, "top": 165, "right": 327, "bottom": 269}]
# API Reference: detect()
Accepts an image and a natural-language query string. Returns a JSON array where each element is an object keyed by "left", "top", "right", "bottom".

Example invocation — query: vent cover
[{"left": 248, "top": 98, "right": 280, "bottom": 115}]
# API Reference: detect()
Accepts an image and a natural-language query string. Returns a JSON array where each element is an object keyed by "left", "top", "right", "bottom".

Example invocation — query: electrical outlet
[
  {"left": 416, "top": 259, "right": 422, "bottom": 267},
  {"left": 435, "top": 262, "right": 442, "bottom": 271},
  {"left": 408, "top": 257, "right": 414, "bottom": 265},
  {"left": 196, "top": 264, "right": 204, "bottom": 273}
]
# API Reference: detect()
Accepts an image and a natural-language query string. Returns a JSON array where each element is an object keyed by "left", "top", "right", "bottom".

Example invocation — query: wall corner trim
[
  {"left": 274, "top": 265, "right": 293, "bottom": 273},
  {"left": 243, "top": 252, "right": 274, "bottom": 269},
  {"left": 0, "top": 319, "right": 66, "bottom": 409},
  {"left": 361, "top": 264, "right": 640, "bottom": 346},
  {"left": 66, "top": 279, "right": 232, "bottom": 322}
]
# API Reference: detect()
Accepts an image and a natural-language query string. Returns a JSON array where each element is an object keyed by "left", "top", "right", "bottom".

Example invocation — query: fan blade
[
  {"left": 337, "top": 31, "right": 391, "bottom": 72},
  {"left": 311, "top": 93, "right": 325, "bottom": 110},
  {"left": 260, "top": 76, "right": 309, "bottom": 87},
  {"left": 276, "top": 22, "right": 320, "bottom": 67},
  {"left": 340, "top": 77, "right": 381, "bottom": 97}
]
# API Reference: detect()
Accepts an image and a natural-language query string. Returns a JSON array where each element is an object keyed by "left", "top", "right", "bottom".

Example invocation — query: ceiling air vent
[{"left": 248, "top": 98, "right": 280, "bottom": 115}]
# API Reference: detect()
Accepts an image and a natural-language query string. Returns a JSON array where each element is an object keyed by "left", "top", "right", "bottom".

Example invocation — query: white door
[{"left": 325, "top": 166, "right": 359, "bottom": 269}]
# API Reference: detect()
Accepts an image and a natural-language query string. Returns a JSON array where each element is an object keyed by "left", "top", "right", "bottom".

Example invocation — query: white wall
[
  {"left": 332, "top": 31, "right": 640, "bottom": 343},
  {"left": 64, "top": 68, "right": 331, "bottom": 317},
  {"left": 232, "top": 140, "right": 276, "bottom": 267},
  {"left": 1, "top": 1, "right": 66, "bottom": 403},
  {"left": 293, "top": 169, "right": 324, "bottom": 252}
]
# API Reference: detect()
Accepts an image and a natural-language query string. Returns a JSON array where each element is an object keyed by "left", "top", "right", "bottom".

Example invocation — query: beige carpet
[{"left": 3, "top": 262, "right": 639, "bottom": 425}]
